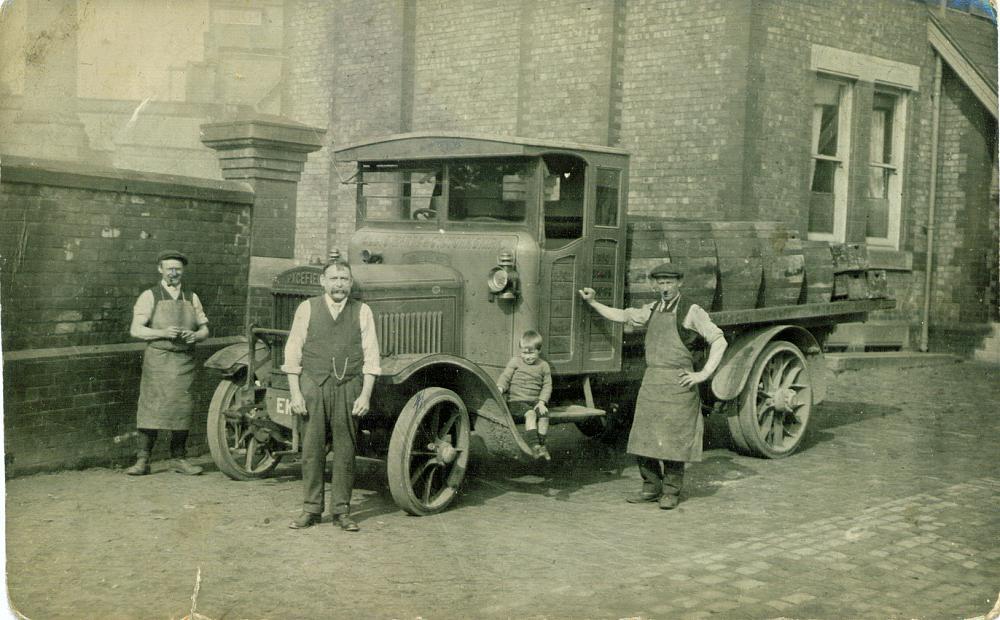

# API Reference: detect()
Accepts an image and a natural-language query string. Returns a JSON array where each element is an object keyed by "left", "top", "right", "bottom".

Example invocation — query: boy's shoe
[
  {"left": 531, "top": 444, "right": 544, "bottom": 459},
  {"left": 626, "top": 491, "right": 661, "bottom": 504},
  {"left": 168, "top": 458, "right": 203, "bottom": 476},
  {"left": 537, "top": 445, "right": 552, "bottom": 461}
]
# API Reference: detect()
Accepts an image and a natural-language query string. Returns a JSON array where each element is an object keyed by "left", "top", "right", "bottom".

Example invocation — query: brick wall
[
  {"left": 740, "top": 2, "right": 998, "bottom": 336},
  {"left": 3, "top": 347, "right": 221, "bottom": 475},
  {"left": 517, "top": 0, "right": 617, "bottom": 145},
  {"left": 620, "top": 0, "right": 753, "bottom": 221},
  {"left": 248, "top": 178, "right": 298, "bottom": 259},
  {"left": 743, "top": 0, "right": 932, "bottom": 233},
  {"left": 929, "top": 66, "right": 998, "bottom": 323},
  {"left": 325, "top": 0, "right": 408, "bottom": 251},
  {"left": 410, "top": 0, "right": 521, "bottom": 136},
  {"left": 0, "top": 158, "right": 253, "bottom": 475},
  {"left": 284, "top": 0, "right": 337, "bottom": 263}
]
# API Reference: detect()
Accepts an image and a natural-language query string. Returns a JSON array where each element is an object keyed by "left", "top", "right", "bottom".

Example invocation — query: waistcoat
[{"left": 301, "top": 296, "right": 364, "bottom": 386}]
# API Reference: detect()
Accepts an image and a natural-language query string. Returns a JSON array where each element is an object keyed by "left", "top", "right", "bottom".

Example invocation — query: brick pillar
[{"left": 200, "top": 115, "right": 325, "bottom": 327}]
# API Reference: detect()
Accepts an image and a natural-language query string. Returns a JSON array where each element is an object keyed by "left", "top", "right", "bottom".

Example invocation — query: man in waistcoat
[
  {"left": 579, "top": 264, "right": 727, "bottom": 509},
  {"left": 283, "top": 260, "right": 381, "bottom": 531},
  {"left": 125, "top": 250, "right": 209, "bottom": 476}
]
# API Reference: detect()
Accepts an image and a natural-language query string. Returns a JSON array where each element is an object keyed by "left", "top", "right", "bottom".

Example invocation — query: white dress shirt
[
  {"left": 618, "top": 295, "right": 724, "bottom": 344},
  {"left": 132, "top": 281, "right": 209, "bottom": 326}
]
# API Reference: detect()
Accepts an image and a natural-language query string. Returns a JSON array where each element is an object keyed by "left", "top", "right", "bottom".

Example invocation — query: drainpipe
[{"left": 920, "top": 54, "right": 943, "bottom": 352}]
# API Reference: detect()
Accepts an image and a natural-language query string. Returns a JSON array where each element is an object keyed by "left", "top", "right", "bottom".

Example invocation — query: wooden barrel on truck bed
[
  {"left": 758, "top": 225, "right": 806, "bottom": 307},
  {"left": 802, "top": 241, "right": 834, "bottom": 303},
  {"left": 708, "top": 222, "right": 764, "bottom": 310},
  {"left": 626, "top": 219, "right": 717, "bottom": 311}
]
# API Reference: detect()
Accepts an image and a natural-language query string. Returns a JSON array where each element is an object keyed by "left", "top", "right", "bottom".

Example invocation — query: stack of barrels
[
  {"left": 625, "top": 218, "right": 835, "bottom": 311},
  {"left": 829, "top": 243, "right": 889, "bottom": 300}
]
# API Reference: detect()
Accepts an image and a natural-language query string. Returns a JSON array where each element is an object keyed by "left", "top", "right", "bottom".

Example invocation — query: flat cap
[
  {"left": 157, "top": 250, "right": 188, "bottom": 265},
  {"left": 649, "top": 262, "right": 683, "bottom": 279}
]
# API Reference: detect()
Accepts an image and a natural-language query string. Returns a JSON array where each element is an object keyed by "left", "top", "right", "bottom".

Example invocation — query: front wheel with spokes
[
  {"left": 387, "top": 388, "right": 471, "bottom": 515},
  {"left": 728, "top": 341, "right": 813, "bottom": 459},
  {"left": 206, "top": 379, "right": 281, "bottom": 480}
]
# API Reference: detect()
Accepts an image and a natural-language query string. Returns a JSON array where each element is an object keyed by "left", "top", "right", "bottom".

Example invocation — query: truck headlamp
[
  {"left": 487, "top": 267, "right": 509, "bottom": 294},
  {"left": 487, "top": 251, "right": 520, "bottom": 302}
]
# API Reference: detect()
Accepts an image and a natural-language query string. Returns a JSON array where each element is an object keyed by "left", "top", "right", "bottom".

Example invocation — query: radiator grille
[
  {"left": 378, "top": 311, "right": 443, "bottom": 356},
  {"left": 272, "top": 293, "right": 446, "bottom": 357},
  {"left": 273, "top": 293, "right": 306, "bottom": 330}
]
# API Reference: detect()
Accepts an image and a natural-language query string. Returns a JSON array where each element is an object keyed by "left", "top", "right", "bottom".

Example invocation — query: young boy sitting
[{"left": 497, "top": 330, "right": 553, "bottom": 461}]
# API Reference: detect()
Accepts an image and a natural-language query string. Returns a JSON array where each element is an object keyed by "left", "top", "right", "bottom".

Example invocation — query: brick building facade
[
  {"left": 1, "top": 1, "right": 996, "bottom": 472},
  {"left": 296, "top": 0, "right": 997, "bottom": 348}
]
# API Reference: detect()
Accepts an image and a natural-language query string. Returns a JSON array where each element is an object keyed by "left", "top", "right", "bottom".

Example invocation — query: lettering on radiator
[{"left": 364, "top": 234, "right": 513, "bottom": 251}]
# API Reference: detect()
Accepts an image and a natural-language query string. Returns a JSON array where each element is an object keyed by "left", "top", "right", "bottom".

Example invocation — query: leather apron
[
  {"left": 628, "top": 306, "right": 704, "bottom": 462},
  {"left": 135, "top": 287, "right": 199, "bottom": 430}
]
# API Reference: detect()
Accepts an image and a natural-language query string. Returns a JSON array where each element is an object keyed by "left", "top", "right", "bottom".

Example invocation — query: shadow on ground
[{"left": 197, "top": 400, "right": 900, "bottom": 520}]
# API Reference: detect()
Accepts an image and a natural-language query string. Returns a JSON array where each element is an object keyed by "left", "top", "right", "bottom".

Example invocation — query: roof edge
[{"left": 334, "top": 131, "right": 630, "bottom": 159}]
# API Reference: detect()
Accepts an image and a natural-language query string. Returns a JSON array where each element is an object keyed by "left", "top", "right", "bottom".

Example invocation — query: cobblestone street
[{"left": 5, "top": 360, "right": 999, "bottom": 620}]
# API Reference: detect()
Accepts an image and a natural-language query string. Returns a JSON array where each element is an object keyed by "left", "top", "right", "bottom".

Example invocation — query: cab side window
[{"left": 542, "top": 154, "right": 586, "bottom": 249}]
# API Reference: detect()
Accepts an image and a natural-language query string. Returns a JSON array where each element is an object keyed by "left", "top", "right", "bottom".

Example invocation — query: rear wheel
[
  {"left": 207, "top": 379, "right": 281, "bottom": 480},
  {"left": 387, "top": 388, "right": 470, "bottom": 515},
  {"left": 727, "top": 341, "right": 813, "bottom": 459}
]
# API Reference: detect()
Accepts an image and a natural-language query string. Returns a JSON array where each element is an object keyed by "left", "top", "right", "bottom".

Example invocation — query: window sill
[{"left": 866, "top": 247, "right": 912, "bottom": 271}]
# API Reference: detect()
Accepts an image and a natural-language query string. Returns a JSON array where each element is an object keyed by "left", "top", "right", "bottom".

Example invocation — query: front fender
[
  {"left": 204, "top": 340, "right": 270, "bottom": 378},
  {"left": 711, "top": 325, "right": 826, "bottom": 404},
  {"left": 378, "top": 353, "right": 536, "bottom": 458}
]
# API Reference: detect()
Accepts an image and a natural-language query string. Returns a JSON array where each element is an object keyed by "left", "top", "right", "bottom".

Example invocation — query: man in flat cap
[
  {"left": 125, "top": 250, "right": 209, "bottom": 476},
  {"left": 579, "top": 263, "right": 727, "bottom": 509}
]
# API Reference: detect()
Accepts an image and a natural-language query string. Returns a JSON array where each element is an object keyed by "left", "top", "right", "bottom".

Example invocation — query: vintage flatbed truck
[{"left": 204, "top": 133, "right": 894, "bottom": 515}]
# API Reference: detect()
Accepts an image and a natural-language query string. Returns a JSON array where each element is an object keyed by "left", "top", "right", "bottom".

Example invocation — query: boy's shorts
[{"left": 507, "top": 400, "right": 546, "bottom": 418}]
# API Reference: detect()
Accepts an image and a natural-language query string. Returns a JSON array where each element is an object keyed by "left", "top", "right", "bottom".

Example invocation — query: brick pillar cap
[{"left": 200, "top": 114, "right": 326, "bottom": 153}]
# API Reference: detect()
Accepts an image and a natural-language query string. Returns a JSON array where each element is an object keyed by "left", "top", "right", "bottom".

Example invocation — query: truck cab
[{"left": 336, "top": 132, "right": 629, "bottom": 379}]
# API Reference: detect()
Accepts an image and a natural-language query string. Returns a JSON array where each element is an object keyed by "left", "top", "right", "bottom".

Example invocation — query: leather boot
[
  {"left": 168, "top": 458, "right": 203, "bottom": 475},
  {"left": 124, "top": 456, "right": 150, "bottom": 476}
]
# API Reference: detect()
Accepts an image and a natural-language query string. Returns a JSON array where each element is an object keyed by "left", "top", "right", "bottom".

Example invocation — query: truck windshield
[
  {"left": 360, "top": 164, "right": 443, "bottom": 222},
  {"left": 447, "top": 159, "right": 531, "bottom": 223},
  {"left": 358, "top": 158, "right": 532, "bottom": 224}
]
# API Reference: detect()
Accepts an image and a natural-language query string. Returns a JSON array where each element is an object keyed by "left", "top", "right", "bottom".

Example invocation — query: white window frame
[
  {"left": 808, "top": 76, "right": 853, "bottom": 243},
  {"left": 810, "top": 45, "right": 920, "bottom": 247},
  {"left": 866, "top": 89, "right": 908, "bottom": 249}
]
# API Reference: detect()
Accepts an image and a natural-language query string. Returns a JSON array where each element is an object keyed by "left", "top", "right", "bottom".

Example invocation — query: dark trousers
[
  {"left": 300, "top": 373, "right": 360, "bottom": 516},
  {"left": 637, "top": 457, "right": 685, "bottom": 497},
  {"left": 137, "top": 428, "right": 189, "bottom": 459}
]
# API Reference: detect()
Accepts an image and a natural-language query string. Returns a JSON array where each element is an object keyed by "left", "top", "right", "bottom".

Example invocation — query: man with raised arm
[{"left": 579, "top": 264, "right": 727, "bottom": 509}]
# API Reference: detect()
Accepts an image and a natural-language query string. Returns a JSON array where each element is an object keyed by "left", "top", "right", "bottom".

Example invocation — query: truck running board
[{"left": 546, "top": 405, "right": 605, "bottom": 422}]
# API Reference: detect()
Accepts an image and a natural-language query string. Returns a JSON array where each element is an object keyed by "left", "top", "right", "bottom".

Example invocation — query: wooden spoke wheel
[
  {"left": 728, "top": 341, "right": 813, "bottom": 459},
  {"left": 387, "top": 388, "right": 471, "bottom": 516},
  {"left": 207, "top": 379, "right": 281, "bottom": 480}
]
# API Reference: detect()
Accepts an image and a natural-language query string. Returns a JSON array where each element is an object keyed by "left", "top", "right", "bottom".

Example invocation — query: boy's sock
[
  {"left": 537, "top": 432, "right": 547, "bottom": 446},
  {"left": 525, "top": 428, "right": 540, "bottom": 445}
]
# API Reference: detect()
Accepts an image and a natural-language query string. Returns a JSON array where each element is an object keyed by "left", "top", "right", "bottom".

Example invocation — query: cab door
[
  {"left": 582, "top": 166, "right": 625, "bottom": 373},
  {"left": 537, "top": 155, "right": 625, "bottom": 375}
]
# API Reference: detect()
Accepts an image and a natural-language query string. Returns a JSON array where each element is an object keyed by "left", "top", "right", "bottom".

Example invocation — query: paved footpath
[{"left": 5, "top": 361, "right": 999, "bottom": 620}]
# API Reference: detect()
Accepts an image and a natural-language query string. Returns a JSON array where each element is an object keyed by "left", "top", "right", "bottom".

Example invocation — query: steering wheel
[
  {"left": 411, "top": 208, "right": 437, "bottom": 221},
  {"left": 464, "top": 216, "right": 503, "bottom": 222}
]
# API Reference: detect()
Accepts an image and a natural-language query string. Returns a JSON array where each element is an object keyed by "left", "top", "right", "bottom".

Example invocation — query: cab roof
[{"left": 334, "top": 132, "right": 630, "bottom": 163}]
